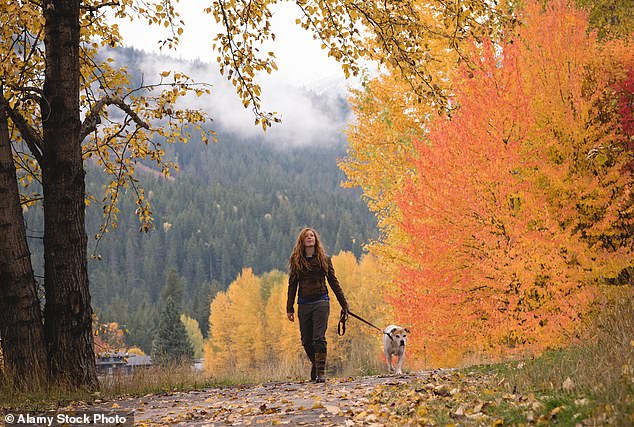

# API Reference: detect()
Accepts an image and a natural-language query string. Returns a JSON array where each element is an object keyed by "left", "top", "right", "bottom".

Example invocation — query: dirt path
[
  {"left": 59, "top": 367, "right": 617, "bottom": 426},
  {"left": 75, "top": 371, "right": 438, "bottom": 426}
]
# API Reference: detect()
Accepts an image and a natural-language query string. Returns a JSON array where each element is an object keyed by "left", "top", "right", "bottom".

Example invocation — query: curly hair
[{"left": 289, "top": 228, "right": 329, "bottom": 273}]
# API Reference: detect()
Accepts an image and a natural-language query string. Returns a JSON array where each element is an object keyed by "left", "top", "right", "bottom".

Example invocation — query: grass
[
  {"left": 477, "top": 289, "right": 634, "bottom": 425},
  {"left": 0, "top": 364, "right": 217, "bottom": 412}
]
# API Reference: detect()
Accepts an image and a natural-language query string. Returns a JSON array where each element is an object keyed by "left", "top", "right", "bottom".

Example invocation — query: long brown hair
[{"left": 289, "top": 228, "right": 329, "bottom": 273}]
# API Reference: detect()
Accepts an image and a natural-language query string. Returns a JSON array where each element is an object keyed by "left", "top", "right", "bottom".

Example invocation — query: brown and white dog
[{"left": 383, "top": 325, "right": 410, "bottom": 374}]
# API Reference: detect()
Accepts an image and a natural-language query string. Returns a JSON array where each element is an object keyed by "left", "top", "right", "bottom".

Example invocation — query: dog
[{"left": 383, "top": 325, "right": 410, "bottom": 374}]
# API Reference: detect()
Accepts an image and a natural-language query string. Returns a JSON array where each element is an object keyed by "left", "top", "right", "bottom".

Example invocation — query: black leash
[{"left": 338, "top": 309, "right": 393, "bottom": 341}]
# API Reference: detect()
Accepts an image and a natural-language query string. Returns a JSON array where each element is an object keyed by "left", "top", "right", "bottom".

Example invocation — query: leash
[{"left": 338, "top": 309, "right": 393, "bottom": 341}]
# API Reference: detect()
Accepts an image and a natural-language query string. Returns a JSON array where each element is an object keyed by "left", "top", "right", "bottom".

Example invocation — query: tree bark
[
  {"left": 41, "top": 0, "right": 97, "bottom": 388},
  {"left": 0, "top": 87, "right": 48, "bottom": 387}
]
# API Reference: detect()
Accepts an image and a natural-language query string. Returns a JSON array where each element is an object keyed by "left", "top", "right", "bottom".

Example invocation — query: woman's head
[{"left": 289, "top": 228, "right": 329, "bottom": 272}]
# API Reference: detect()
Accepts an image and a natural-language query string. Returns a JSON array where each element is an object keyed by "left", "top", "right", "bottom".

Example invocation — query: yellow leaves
[
  {"left": 206, "top": 268, "right": 267, "bottom": 374},
  {"left": 340, "top": 74, "right": 426, "bottom": 275},
  {"left": 180, "top": 314, "right": 205, "bottom": 359},
  {"left": 4, "top": 1, "right": 215, "bottom": 241}
]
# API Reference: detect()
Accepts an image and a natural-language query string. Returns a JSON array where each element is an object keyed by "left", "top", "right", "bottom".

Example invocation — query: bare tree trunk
[
  {"left": 0, "top": 87, "right": 48, "bottom": 386},
  {"left": 41, "top": 0, "right": 97, "bottom": 389}
]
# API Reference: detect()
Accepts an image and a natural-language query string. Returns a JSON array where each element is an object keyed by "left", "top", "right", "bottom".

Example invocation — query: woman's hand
[{"left": 287, "top": 312, "right": 295, "bottom": 322}]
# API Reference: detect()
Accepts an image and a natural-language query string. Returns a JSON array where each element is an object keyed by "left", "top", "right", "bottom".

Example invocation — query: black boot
[
  {"left": 308, "top": 353, "right": 316, "bottom": 381},
  {"left": 314, "top": 351, "right": 326, "bottom": 383}
]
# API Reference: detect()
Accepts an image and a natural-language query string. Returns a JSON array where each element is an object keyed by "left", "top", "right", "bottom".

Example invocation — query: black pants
[{"left": 297, "top": 301, "right": 329, "bottom": 357}]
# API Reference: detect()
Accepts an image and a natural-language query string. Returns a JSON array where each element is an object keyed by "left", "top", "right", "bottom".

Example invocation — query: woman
[{"left": 286, "top": 228, "right": 349, "bottom": 383}]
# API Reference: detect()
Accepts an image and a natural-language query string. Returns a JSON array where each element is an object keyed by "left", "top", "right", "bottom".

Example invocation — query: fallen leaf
[
  {"left": 550, "top": 406, "right": 565, "bottom": 418},
  {"left": 454, "top": 403, "right": 466, "bottom": 417},
  {"left": 324, "top": 405, "right": 341, "bottom": 415}
]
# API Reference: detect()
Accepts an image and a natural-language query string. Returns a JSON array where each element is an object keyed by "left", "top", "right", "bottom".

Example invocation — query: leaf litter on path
[{"left": 67, "top": 369, "right": 613, "bottom": 426}]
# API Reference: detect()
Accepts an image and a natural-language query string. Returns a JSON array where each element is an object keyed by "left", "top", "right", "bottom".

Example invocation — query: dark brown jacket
[{"left": 286, "top": 256, "right": 348, "bottom": 313}]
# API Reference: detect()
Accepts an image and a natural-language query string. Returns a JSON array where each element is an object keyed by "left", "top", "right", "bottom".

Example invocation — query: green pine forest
[{"left": 23, "top": 133, "right": 377, "bottom": 353}]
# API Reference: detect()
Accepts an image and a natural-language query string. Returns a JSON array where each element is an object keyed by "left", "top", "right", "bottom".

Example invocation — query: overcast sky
[{"left": 114, "top": 3, "right": 364, "bottom": 146}]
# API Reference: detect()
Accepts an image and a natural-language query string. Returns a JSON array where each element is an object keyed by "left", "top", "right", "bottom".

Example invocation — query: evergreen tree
[
  {"left": 152, "top": 296, "right": 193, "bottom": 365},
  {"left": 161, "top": 269, "right": 184, "bottom": 306}
]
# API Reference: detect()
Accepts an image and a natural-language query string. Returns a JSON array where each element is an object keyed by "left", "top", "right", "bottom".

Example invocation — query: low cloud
[{"left": 108, "top": 48, "right": 352, "bottom": 148}]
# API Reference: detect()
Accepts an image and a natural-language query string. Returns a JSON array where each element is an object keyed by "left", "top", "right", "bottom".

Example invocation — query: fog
[{"left": 111, "top": 3, "right": 361, "bottom": 147}]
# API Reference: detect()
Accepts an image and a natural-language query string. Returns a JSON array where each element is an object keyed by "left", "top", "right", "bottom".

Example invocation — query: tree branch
[
  {"left": 80, "top": 1, "right": 120, "bottom": 12},
  {"left": 0, "top": 95, "right": 44, "bottom": 165},
  {"left": 80, "top": 96, "right": 149, "bottom": 141}
]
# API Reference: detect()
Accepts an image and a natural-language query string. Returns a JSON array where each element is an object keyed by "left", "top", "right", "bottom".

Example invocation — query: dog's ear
[{"left": 405, "top": 328, "right": 411, "bottom": 334}]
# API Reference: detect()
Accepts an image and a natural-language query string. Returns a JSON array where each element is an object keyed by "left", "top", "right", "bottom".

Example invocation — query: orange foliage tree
[
  {"left": 336, "top": 0, "right": 518, "bottom": 287},
  {"left": 339, "top": 75, "right": 423, "bottom": 271},
  {"left": 93, "top": 317, "right": 127, "bottom": 355},
  {"left": 392, "top": 0, "right": 633, "bottom": 366}
]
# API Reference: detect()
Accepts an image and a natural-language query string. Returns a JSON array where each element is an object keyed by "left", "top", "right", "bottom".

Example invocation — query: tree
[
  {"left": 204, "top": 291, "right": 232, "bottom": 374},
  {"left": 37, "top": 0, "right": 98, "bottom": 388},
  {"left": 153, "top": 269, "right": 193, "bottom": 364},
  {"left": 1, "top": 0, "right": 210, "bottom": 388},
  {"left": 336, "top": 0, "right": 514, "bottom": 279},
  {"left": 161, "top": 270, "right": 185, "bottom": 307},
  {"left": 93, "top": 318, "right": 127, "bottom": 354},
  {"left": 338, "top": 75, "right": 423, "bottom": 269},
  {"left": 0, "top": 86, "right": 47, "bottom": 386},
  {"left": 393, "top": 0, "right": 633, "bottom": 365},
  {"left": 152, "top": 296, "right": 194, "bottom": 365},
  {"left": 263, "top": 279, "right": 302, "bottom": 367},
  {"left": 180, "top": 314, "right": 204, "bottom": 359},
  {"left": 215, "top": 268, "right": 265, "bottom": 371}
]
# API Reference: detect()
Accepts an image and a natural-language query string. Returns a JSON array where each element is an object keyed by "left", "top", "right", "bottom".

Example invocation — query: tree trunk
[
  {"left": 41, "top": 0, "right": 97, "bottom": 388},
  {"left": 0, "top": 87, "right": 48, "bottom": 387}
]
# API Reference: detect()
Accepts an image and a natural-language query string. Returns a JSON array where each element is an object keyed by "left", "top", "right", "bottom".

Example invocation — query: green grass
[{"left": 473, "top": 291, "right": 634, "bottom": 425}]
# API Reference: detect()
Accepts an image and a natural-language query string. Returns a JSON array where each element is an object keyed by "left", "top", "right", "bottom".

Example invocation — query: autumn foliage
[
  {"left": 93, "top": 318, "right": 127, "bottom": 354},
  {"left": 389, "top": 0, "right": 633, "bottom": 365}
]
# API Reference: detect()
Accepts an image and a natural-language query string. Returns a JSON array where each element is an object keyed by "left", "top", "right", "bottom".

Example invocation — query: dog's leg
[
  {"left": 395, "top": 352, "right": 404, "bottom": 375},
  {"left": 385, "top": 350, "right": 393, "bottom": 373}
]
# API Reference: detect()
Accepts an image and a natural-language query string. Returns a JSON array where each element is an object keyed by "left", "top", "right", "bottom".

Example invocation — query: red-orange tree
[{"left": 393, "top": 0, "right": 633, "bottom": 366}]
